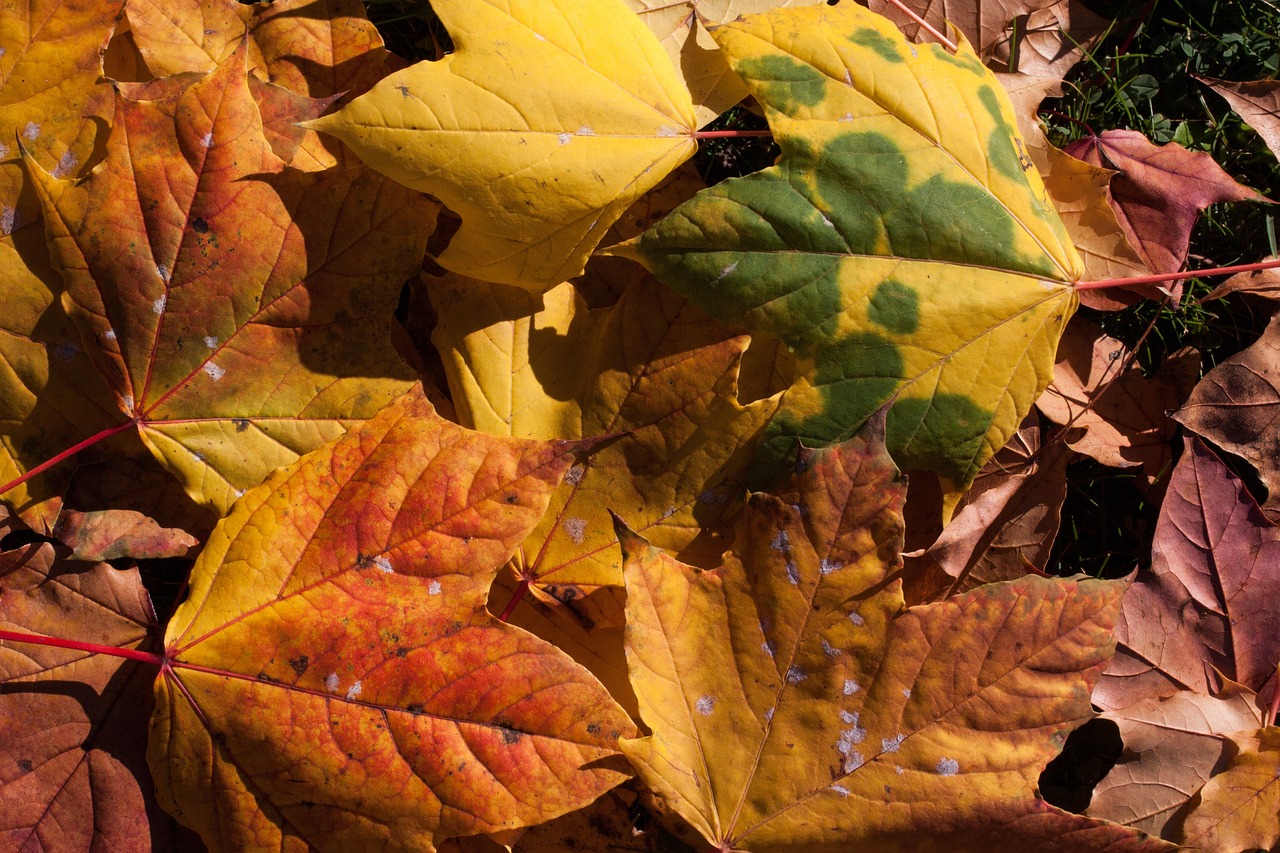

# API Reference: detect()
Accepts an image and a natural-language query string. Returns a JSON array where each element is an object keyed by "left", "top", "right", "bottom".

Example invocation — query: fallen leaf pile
[{"left": 2, "top": 0, "right": 1278, "bottom": 851}]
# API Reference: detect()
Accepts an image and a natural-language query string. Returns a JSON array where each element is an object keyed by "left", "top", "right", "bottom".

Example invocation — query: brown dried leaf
[
  {"left": 1200, "top": 76, "right": 1280, "bottom": 164},
  {"left": 1037, "top": 318, "right": 1199, "bottom": 488},
  {"left": 1201, "top": 259, "right": 1280, "bottom": 302},
  {"left": 1174, "top": 313, "right": 1280, "bottom": 522}
]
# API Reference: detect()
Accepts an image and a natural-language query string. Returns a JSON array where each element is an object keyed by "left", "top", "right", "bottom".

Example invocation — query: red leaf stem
[
  {"left": 1078, "top": 258, "right": 1280, "bottom": 290},
  {"left": 0, "top": 418, "right": 139, "bottom": 497},
  {"left": 0, "top": 627, "right": 165, "bottom": 665}
]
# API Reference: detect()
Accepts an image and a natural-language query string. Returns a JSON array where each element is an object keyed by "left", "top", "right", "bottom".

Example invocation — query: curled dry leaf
[
  {"left": 1037, "top": 317, "right": 1200, "bottom": 489},
  {"left": 1201, "top": 258, "right": 1280, "bottom": 302},
  {"left": 618, "top": 416, "right": 1162, "bottom": 852},
  {"left": 1174, "top": 313, "right": 1280, "bottom": 522},
  {"left": 150, "top": 387, "right": 637, "bottom": 851},
  {"left": 307, "top": 0, "right": 698, "bottom": 289},
  {"left": 624, "top": 2, "right": 1081, "bottom": 512}
]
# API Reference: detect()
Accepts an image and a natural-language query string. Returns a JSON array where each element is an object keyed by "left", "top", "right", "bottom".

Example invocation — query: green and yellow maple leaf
[
  {"left": 306, "top": 0, "right": 697, "bottom": 290},
  {"left": 616, "top": 417, "right": 1170, "bottom": 852},
  {"left": 620, "top": 3, "right": 1083, "bottom": 513}
]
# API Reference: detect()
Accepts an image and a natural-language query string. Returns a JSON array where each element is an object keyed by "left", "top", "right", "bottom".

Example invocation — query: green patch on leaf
[
  {"left": 849, "top": 28, "right": 903, "bottom": 63},
  {"left": 867, "top": 280, "right": 920, "bottom": 335},
  {"left": 734, "top": 55, "right": 829, "bottom": 108}
]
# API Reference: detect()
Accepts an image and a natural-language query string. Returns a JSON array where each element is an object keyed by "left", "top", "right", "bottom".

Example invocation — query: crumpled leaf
[
  {"left": 0, "top": 541, "right": 194, "bottom": 852},
  {"left": 1009, "top": 0, "right": 1110, "bottom": 78},
  {"left": 1089, "top": 438, "right": 1280, "bottom": 841},
  {"left": 626, "top": 0, "right": 825, "bottom": 127},
  {"left": 1037, "top": 317, "right": 1200, "bottom": 488},
  {"left": 1174, "top": 313, "right": 1280, "bottom": 523},
  {"left": 1200, "top": 76, "right": 1280, "bottom": 164},
  {"left": 430, "top": 273, "right": 783, "bottom": 594},
  {"left": 1064, "top": 130, "right": 1269, "bottom": 277},
  {"left": 618, "top": 416, "right": 1157, "bottom": 851},
  {"left": 906, "top": 415, "right": 1071, "bottom": 601},
  {"left": 25, "top": 45, "right": 436, "bottom": 515},
  {"left": 307, "top": 0, "right": 697, "bottom": 290},
  {"left": 1178, "top": 727, "right": 1280, "bottom": 853},
  {"left": 150, "top": 386, "right": 636, "bottom": 852},
  {"left": 623, "top": 2, "right": 1081, "bottom": 509}
]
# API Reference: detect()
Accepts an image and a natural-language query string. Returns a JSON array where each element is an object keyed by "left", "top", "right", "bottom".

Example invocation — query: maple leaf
[
  {"left": 1037, "top": 317, "right": 1200, "bottom": 489},
  {"left": 615, "top": 415, "right": 1166, "bottom": 852},
  {"left": 1064, "top": 130, "right": 1269, "bottom": 277},
  {"left": 0, "top": 540, "right": 195, "bottom": 852},
  {"left": 1200, "top": 77, "right": 1280, "bottom": 164},
  {"left": 621, "top": 2, "right": 1082, "bottom": 510},
  {"left": 306, "top": 0, "right": 698, "bottom": 289},
  {"left": 1174, "top": 313, "right": 1280, "bottom": 523},
  {"left": 16, "top": 44, "right": 437, "bottom": 515},
  {"left": 1179, "top": 727, "right": 1280, "bottom": 853},
  {"left": 626, "top": 0, "right": 825, "bottom": 127},
  {"left": 149, "top": 386, "right": 636, "bottom": 851},
  {"left": 1089, "top": 438, "right": 1280, "bottom": 843},
  {"left": 431, "top": 273, "right": 783, "bottom": 595}
]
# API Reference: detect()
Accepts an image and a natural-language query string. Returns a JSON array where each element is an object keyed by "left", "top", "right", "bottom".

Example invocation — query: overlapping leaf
[
  {"left": 627, "top": 0, "right": 824, "bottom": 126},
  {"left": 150, "top": 387, "right": 635, "bottom": 851},
  {"left": 1090, "top": 438, "right": 1280, "bottom": 844},
  {"left": 0, "top": 540, "right": 193, "bottom": 852},
  {"left": 1038, "top": 318, "right": 1199, "bottom": 488},
  {"left": 25, "top": 45, "right": 436, "bottom": 514},
  {"left": 624, "top": 2, "right": 1082, "bottom": 509},
  {"left": 617, "top": 418, "right": 1161, "bottom": 851},
  {"left": 431, "top": 273, "right": 783, "bottom": 593},
  {"left": 308, "top": 0, "right": 697, "bottom": 289}
]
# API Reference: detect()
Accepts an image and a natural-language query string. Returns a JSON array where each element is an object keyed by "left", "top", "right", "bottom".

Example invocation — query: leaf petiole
[
  {"left": 0, "top": 628, "right": 165, "bottom": 666},
  {"left": 1078, "top": 257, "right": 1280, "bottom": 290},
  {"left": 0, "top": 418, "right": 138, "bottom": 497}
]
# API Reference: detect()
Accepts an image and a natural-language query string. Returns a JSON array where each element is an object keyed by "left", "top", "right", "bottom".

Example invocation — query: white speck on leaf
[
  {"left": 373, "top": 556, "right": 393, "bottom": 573},
  {"left": 53, "top": 151, "right": 78, "bottom": 178},
  {"left": 576, "top": 124, "right": 595, "bottom": 136},
  {"left": 785, "top": 561, "right": 799, "bottom": 585},
  {"left": 936, "top": 757, "right": 960, "bottom": 776},
  {"left": 428, "top": 580, "right": 442, "bottom": 595},
  {"left": 843, "top": 679, "right": 860, "bottom": 695},
  {"left": 103, "top": 329, "right": 117, "bottom": 342},
  {"left": 902, "top": 688, "right": 912, "bottom": 698},
  {"left": 786, "top": 665, "right": 806, "bottom": 684},
  {"left": 695, "top": 696, "right": 715, "bottom": 716},
  {"left": 820, "top": 558, "right": 842, "bottom": 574},
  {"left": 121, "top": 395, "right": 134, "bottom": 411},
  {"left": 325, "top": 673, "right": 340, "bottom": 692},
  {"left": 563, "top": 517, "right": 586, "bottom": 544},
  {"left": 882, "top": 733, "right": 905, "bottom": 753},
  {"left": 204, "top": 336, "right": 218, "bottom": 349},
  {"left": 761, "top": 639, "right": 775, "bottom": 657},
  {"left": 821, "top": 639, "right": 841, "bottom": 657},
  {"left": 204, "top": 362, "right": 225, "bottom": 381},
  {"left": 715, "top": 261, "right": 739, "bottom": 280},
  {"left": 202, "top": 131, "right": 213, "bottom": 147},
  {"left": 656, "top": 126, "right": 677, "bottom": 137},
  {"left": 839, "top": 710, "right": 856, "bottom": 723},
  {"left": 564, "top": 464, "right": 585, "bottom": 484},
  {"left": 764, "top": 707, "right": 774, "bottom": 723},
  {"left": 156, "top": 265, "right": 170, "bottom": 282},
  {"left": 22, "top": 122, "right": 39, "bottom": 140},
  {"left": 849, "top": 611, "right": 865, "bottom": 627},
  {"left": 771, "top": 530, "right": 789, "bottom": 552},
  {"left": 558, "top": 132, "right": 571, "bottom": 145},
  {"left": 152, "top": 295, "right": 166, "bottom": 315},
  {"left": 0, "top": 206, "right": 12, "bottom": 236},
  {"left": 345, "top": 680, "right": 362, "bottom": 700},
  {"left": 830, "top": 784, "right": 850, "bottom": 796},
  {"left": 843, "top": 750, "right": 864, "bottom": 773}
]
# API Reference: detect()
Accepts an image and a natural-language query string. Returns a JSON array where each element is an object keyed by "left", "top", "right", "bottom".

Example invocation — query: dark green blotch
[
  {"left": 849, "top": 28, "right": 903, "bottom": 63},
  {"left": 931, "top": 45, "right": 986, "bottom": 76},
  {"left": 749, "top": 332, "right": 904, "bottom": 487},
  {"left": 887, "top": 393, "right": 992, "bottom": 487},
  {"left": 867, "top": 279, "right": 919, "bottom": 335},
  {"left": 978, "top": 85, "right": 1028, "bottom": 182},
  {"left": 735, "top": 55, "right": 828, "bottom": 110}
]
